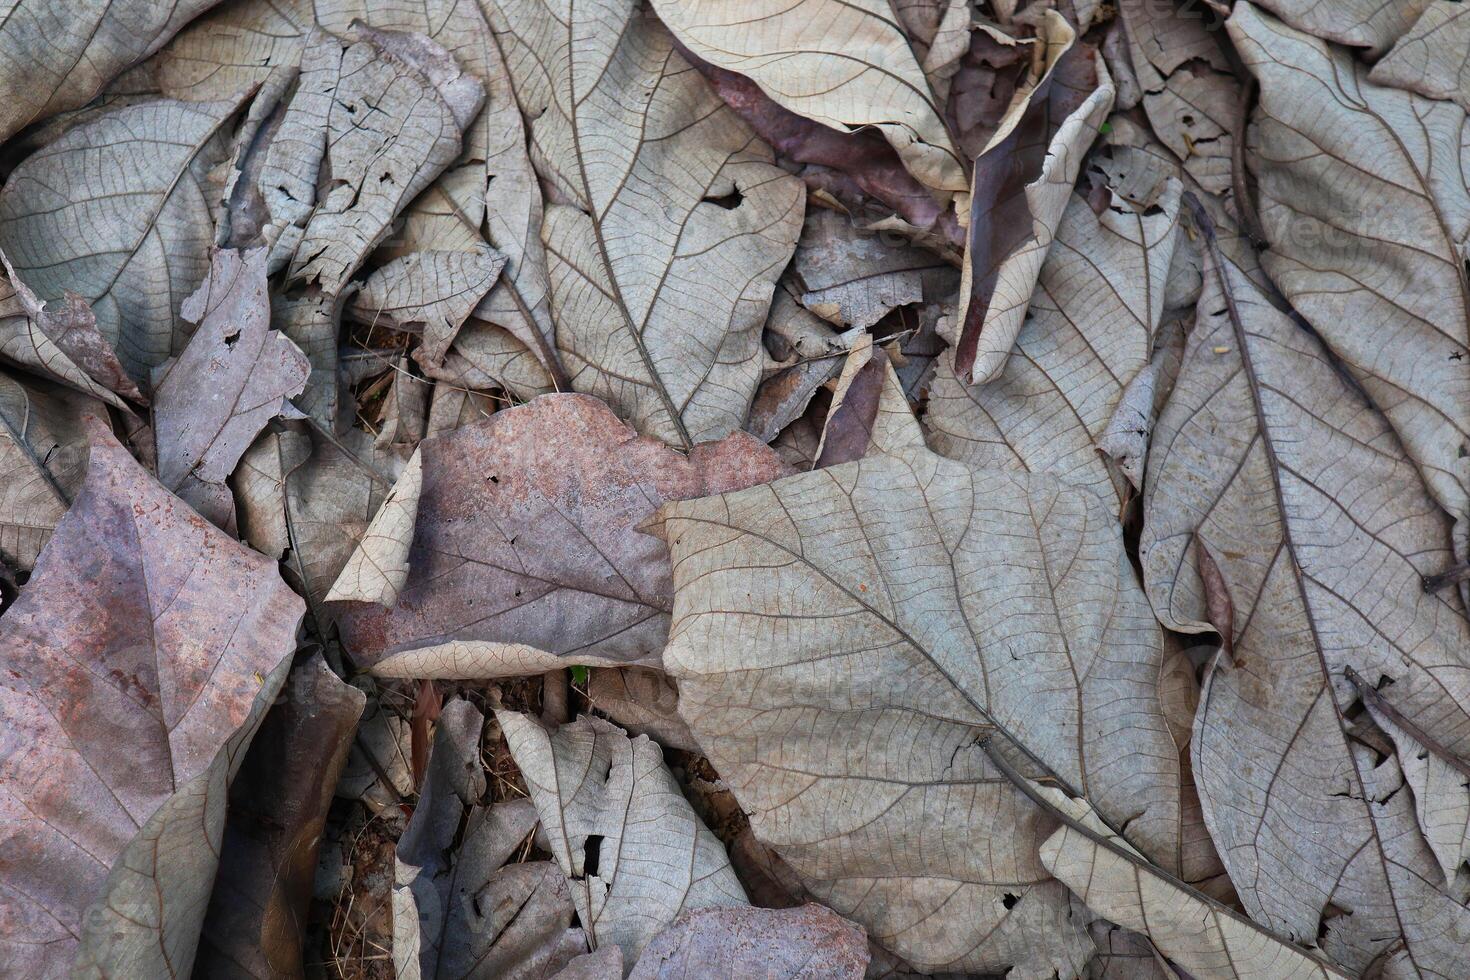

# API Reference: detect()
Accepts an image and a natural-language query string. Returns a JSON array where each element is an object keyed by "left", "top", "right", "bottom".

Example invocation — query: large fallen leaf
[
  {"left": 0, "top": 97, "right": 240, "bottom": 380},
  {"left": 0, "top": 371, "right": 96, "bottom": 571},
  {"left": 627, "top": 904, "right": 869, "bottom": 979},
  {"left": 0, "top": 419, "right": 304, "bottom": 976},
  {"left": 649, "top": 444, "right": 1183, "bottom": 974},
  {"left": 1229, "top": 3, "right": 1470, "bottom": 562},
  {"left": 154, "top": 247, "right": 310, "bottom": 529},
  {"left": 650, "top": 0, "right": 965, "bottom": 194},
  {"left": 928, "top": 169, "right": 1182, "bottom": 506},
  {"left": 1370, "top": 1, "right": 1470, "bottom": 111},
  {"left": 953, "top": 24, "right": 1115, "bottom": 384},
  {"left": 482, "top": 0, "right": 804, "bottom": 448},
  {"left": 332, "top": 394, "right": 787, "bottom": 677},
  {"left": 1138, "top": 200, "right": 1470, "bottom": 974},
  {"left": 497, "top": 713, "right": 748, "bottom": 964},
  {"left": 286, "top": 25, "right": 485, "bottom": 295},
  {"left": 394, "top": 699, "right": 592, "bottom": 979},
  {"left": 0, "top": 0, "right": 221, "bottom": 142},
  {"left": 195, "top": 653, "right": 365, "bottom": 978}
]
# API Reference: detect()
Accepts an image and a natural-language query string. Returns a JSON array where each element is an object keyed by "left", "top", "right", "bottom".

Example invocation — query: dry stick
[{"left": 1343, "top": 665, "right": 1470, "bottom": 779}]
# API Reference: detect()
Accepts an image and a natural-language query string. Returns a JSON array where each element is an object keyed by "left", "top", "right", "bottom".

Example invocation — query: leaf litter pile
[{"left": 1, "top": 0, "right": 1469, "bottom": 977}]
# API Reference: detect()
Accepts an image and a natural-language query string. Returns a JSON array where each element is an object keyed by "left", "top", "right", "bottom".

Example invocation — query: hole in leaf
[
  {"left": 1001, "top": 892, "right": 1020, "bottom": 910},
  {"left": 583, "top": 834, "right": 605, "bottom": 877},
  {"left": 702, "top": 188, "right": 743, "bottom": 210},
  {"left": 223, "top": 330, "right": 241, "bottom": 348}
]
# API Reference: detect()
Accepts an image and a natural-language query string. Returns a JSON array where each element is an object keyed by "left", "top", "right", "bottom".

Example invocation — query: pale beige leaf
[
  {"left": 0, "top": 421, "right": 304, "bottom": 976},
  {"left": 0, "top": 97, "right": 240, "bottom": 380},
  {"left": 272, "top": 288, "right": 341, "bottom": 429},
  {"left": 326, "top": 448, "right": 423, "bottom": 607},
  {"left": 154, "top": 247, "right": 310, "bottom": 529},
  {"left": 420, "top": 319, "right": 555, "bottom": 403},
  {"left": 483, "top": 0, "right": 804, "bottom": 448},
  {"left": 287, "top": 25, "right": 484, "bottom": 295},
  {"left": 0, "top": 372, "right": 95, "bottom": 570},
  {"left": 650, "top": 0, "right": 966, "bottom": 193},
  {"left": 497, "top": 713, "right": 748, "bottom": 964},
  {"left": 155, "top": 0, "right": 312, "bottom": 101},
  {"left": 1139, "top": 211, "right": 1470, "bottom": 973},
  {"left": 793, "top": 208, "right": 956, "bottom": 330},
  {"left": 1252, "top": 0, "right": 1431, "bottom": 54},
  {"left": 1041, "top": 825, "right": 1350, "bottom": 980},
  {"left": 1229, "top": 3, "right": 1470, "bottom": 561},
  {"left": 815, "top": 334, "right": 924, "bottom": 464},
  {"left": 346, "top": 247, "right": 505, "bottom": 366},
  {"left": 958, "top": 61, "right": 1115, "bottom": 384},
  {"left": 1370, "top": 1, "right": 1470, "bottom": 111},
  {"left": 930, "top": 176, "right": 1181, "bottom": 505},
  {"left": 651, "top": 445, "right": 1183, "bottom": 974},
  {"left": 0, "top": 0, "right": 222, "bottom": 142}
]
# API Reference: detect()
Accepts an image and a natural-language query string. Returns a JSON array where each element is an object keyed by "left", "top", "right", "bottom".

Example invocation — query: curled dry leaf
[
  {"left": 483, "top": 0, "right": 804, "bottom": 447},
  {"left": 954, "top": 18, "right": 1115, "bottom": 384},
  {"left": 627, "top": 904, "right": 869, "bottom": 980},
  {"left": 650, "top": 442, "right": 1183, "bottom": 974},
  {"left": 930, "top": 168, "right": 1182, "bottom": 506},
  {"left": 0, "top": 96, "right": 240, "bottom": 380},
  {"left": 333, "top": 394, "right": 788, "bottom": 678},
  {"left": 1369, "top": 1, "right": 1470, "bottom": 111},
  {"left": 154, "top": 247, "right": 310, "bottom": 530},
  {"left": 813, "top": 334, "right": 924, "bottom": 467},
  {"left": 0, "top": 0, "right": 221, "bottom": 142},
  {"left": 651, "top": 0, "right": 966, "bottom": 195},
  {"left": 0, "top": 273, "right": 132, "bottom": 410},
  {"left": 1229, "top": 3, "right": 1470, "bottom": 563},
  {"left": 1139, "top": 201, "right": 1470, "bottom": 974},
  {"left": 346, "top": 247, "right": 506, "bottom": 367},
  {"left": 0, "top": 419, "right": 304, "bottom": 977},
  {"left": 195, "top": 653, "right": 365, "bottom": 978},
  {"left": 326, "top": 448, "right": 423, "bottom": 608},
  {"left": 497, "top": 712, "right": 748, "bottom": 964},
  {"left": 0, "top": 372, "right": 96, "bottom": 571}
]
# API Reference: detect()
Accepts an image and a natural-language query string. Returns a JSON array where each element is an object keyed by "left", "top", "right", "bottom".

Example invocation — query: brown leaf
[
  {"left": 333, "top": 394, "right": 789, "bottom": 678},
  {"left": 154, "top": 247, "right": 310, "bottom": 530},
  {"left": 626, "top": 904, "right": 869, "bottom": 979},
  {"left": 0, "top": 418, "right": 304, "bottom": 976},
  {"left": 410, "top": 678, "right": 443, "bottom": 791},
  {"left": 587, "top": 667, "right": 700, "bottom": 754},
  {"left": 0, "top": 371, "right": 98, "bottom": 571},
  {"left": 195, "top": 653, "right": 366, "bottom": 979}
]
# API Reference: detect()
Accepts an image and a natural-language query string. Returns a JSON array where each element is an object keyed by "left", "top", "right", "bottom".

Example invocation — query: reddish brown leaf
[{"left": 626, "top": 904, "right": 870, "bottom": 979}]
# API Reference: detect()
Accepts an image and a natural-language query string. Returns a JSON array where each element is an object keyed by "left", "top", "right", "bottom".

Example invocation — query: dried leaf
[
  {"left": 155, "top": 0, "right": 311, "bottom": 101},
  {"left": 195, "top": 653, "right": 366, "bottom": 978},
  {"left": 347, "top": 248, "right": 506, "bottom": 367},
  {"left": 651, "top": 0, "right": 965, "bottom": 194},
  {"left": 483, "top": 0, "right": 804, "bottom": 447},
  {"left": 1139, "top": 201, "right": 1470, "bottom": 973},
  {"left": 933, "top": 173, "right": 1180, "bottom": 505},
  {"left": 1229, "top": 4, "right": 1470, "bottom": 561},
  {"left": 497, "top": 713, "right": 748, "bottom": 963},
  {"left": 420, "top": 319, "right": 556, "bottom": 404},
  {"left": 154, "top": 247, "right": 310, "bottom": 529},
  {"left": 587, "top": 667, "right": 700, "bottom": 754},
  {"left": 793, "top": 209, "right": 956, "bottom": 331},
  {"left": 649, "top": 443, "right": 1183, "bottom": 973},
  {"left": 0, "top": 372, "right": 96, "bottom": 571},
  {"left": 1369, "top": 1, "right": 1470, "bottom": 111},
  {"left": 0, "top": 97, "right": 240, "bottom": 380},
  {"left": 326, "top": 448, "right": 423, "bottom": 608},
  {"left": 627, "top": 904, "right": 869, "bottom": 979},
  {"left": 0, "top": 275, "right": 131, "bottom": 410},
  {"left": 272, "top": 289, "right": 341, "bottom": 430},
  {"left": 0, "top": 0, "right": 221, "bottom": 142},
  {"left": 334, "top": 395, "right": 788, "bottom": 678},
  {"left": 0, "top": 419, "right": 304, "bottom": 976},
  {"left": 1251, "top": 0, "right": 1431, "bottom": 54}
]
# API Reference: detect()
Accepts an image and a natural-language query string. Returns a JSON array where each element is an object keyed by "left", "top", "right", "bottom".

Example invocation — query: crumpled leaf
[
  {"left": 627, "top": 904, "right": 869, "bottom": 979},
  {"left": 649, "top": 442, "right": 1183, "bottom": 974},
  {"left": 333, "top": 394, "right": 786, "bottom": 677},
  {"left": 0, "top": 371, "right": 96, "bottom": 571},
  {"left": 285, "top": 24, "right": 484, "bottom": 295},
  {"left": 1138, "top": 201, "right": 1470, "bottom": 974},
  {"left": 154, "top": 247, "right": 310, "bottom": 530},
  {"left": 1120, "top": 0, "right": 1242, "bottom": 196},
  {"left": 0, "top": 0, "right": 221, "bottom": 142},
  {"left": 1370, "top": 1, "right": 1470, "bottom": 111},
  {"left": 953, "top": 20, "right": 1115, "bottom": 384},
  {"left": 0, "top": 418, "right": 304, "bottom": 977},
  {"left": 813, "top": 335, "right": 924, "bottom": 467},
  {"left": 347, "top": 247, "right": 506, "bottom": 367},
  {"left": 1251, "top": 0, "right": 1431, "bottom": 54},
  {"left": 195, "top": 653, "right": 365, "bottom": 978},
  {"left": 483, "top": 0, "right": 804, "bottom": 448},
  {"left": 651, "top": 0, "right": 965, "bottom": 194},
  {"left": 0, "top": 275, "right": 132, "bottom": 410},
  {"left": 1229, "top": 3, "right": 1470, "bottom": 561},
  {"left": 0, "top": 96, "right": 240, "bottom": 380},
  {"left": 929, "top": 169, "right": 1182, "bottom": 505},
  {"left": 394, "top": 699, "right": 590, "bottom": 979},
  {"left": 497, "top": 713, "right": 748, "bottom": 964}
]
